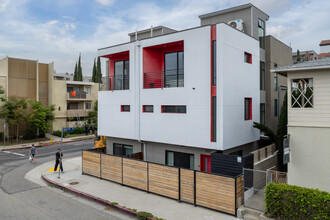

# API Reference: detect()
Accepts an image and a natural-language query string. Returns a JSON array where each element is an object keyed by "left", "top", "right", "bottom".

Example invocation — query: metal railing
[
  {"left": 144, "top": 68, "right": 184, "bottom": 89},
  {"left": 68, "top": 91, "right": 87, "bottom": 99},
  {"left": 108, "top": 76, "right": 129, "bottom": 91}
]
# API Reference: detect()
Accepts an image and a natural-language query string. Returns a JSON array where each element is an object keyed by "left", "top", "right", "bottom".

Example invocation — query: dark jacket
[{"left": 56, "top": 152, "right": 63, "bottom": 161}]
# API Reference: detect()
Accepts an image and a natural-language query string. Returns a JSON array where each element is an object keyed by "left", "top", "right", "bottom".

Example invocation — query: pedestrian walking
[
  {"left": 29, "top": 144, "right": 38, "bottom": 163},
  {"left": 54, "top": 149, "right": 64, "bottom": 173}
]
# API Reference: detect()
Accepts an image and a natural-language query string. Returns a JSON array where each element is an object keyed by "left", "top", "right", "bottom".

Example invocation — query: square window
[
  {"left": 244, "top": 52, "right": 252, "bottom": 64},
  {"left": 244, "top": 98, "right": 252, "bottom": 120},
  {"left": 291, "top": 78, "right": 313, "bottom": 108},
  {"left": 121, "top": 105, "right": 130, "bottom": 112},
  {"left": 143, "top": 105, "right": 153, "bottom": 113}
]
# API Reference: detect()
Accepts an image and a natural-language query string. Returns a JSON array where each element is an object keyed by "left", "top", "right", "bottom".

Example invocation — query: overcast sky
[{"left": 0, "top": 0, "right": 329, "bottom": 76}]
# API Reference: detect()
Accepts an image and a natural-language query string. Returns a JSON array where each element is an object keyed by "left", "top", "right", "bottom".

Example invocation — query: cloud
[
  {"left": 0, "top": 0, "right": 10, "bottom": 12},
  {"left": 95, "top": 0, "right": 115, "bottom": 6}
]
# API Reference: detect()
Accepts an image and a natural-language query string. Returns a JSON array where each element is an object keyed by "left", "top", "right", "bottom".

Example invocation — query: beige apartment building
[
  {"left": 273, "top": 57, "right": 330, "bottom": 192},
  {"left": 0, "top": 56, "right": 100, "bottom": 135},
  {"left": 52, "top": 79, "right": 98, "bottom": 131}
]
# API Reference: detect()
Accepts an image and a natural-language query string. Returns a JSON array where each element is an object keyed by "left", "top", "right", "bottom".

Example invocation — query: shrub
[
  {"left": 24, "top": 128, "right": 37, "bottom": 139},
  {"left": 52, "top": 130, "right": 68, "bottom": 137},
  {"left": 137, "top": 211, "right": 153, "bottom": 220},
  {"left": 266, "top": 183, "right": 330, "bottom": 219}
]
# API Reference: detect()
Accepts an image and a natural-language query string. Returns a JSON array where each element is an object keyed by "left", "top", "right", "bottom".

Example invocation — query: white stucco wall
[
  {"left": 98, "top": 24, "right": 260, "bottom": 151},
  {"left": 288, "top": 126, "right": 330, "bottom": 192}
]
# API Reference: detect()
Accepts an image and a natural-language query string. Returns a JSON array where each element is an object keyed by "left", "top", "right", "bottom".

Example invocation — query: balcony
[
  {"left": 67, "top": 109, "right": 88, "bottom": 117},
  {"left": 67, "top": 92, "right": 94, "bottom": 101},
  {"left": 143, "top": 69, "right": 184, "bottom": 89}
]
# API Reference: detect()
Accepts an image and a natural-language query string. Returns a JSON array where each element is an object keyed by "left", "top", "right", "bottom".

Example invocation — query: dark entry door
[{"left": 200, "top": 154, "right": 211, "bottom": 173}]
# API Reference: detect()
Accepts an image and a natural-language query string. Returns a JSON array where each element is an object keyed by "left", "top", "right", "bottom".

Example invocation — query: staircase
[{"left": 237, "top": 206, "right": 274, "bottom": 220}]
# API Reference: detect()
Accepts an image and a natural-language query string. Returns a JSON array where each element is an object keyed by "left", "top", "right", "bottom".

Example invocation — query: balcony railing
[
  {"left": 109, "top": 76, "right": 129, "bottom": 91},
  {"left": 67, "top": 92, "right": 94, "bottom": 100},
  {"left": 67, "top": 109, "right": 88, "bottom": 117},
  {"left": 144, "top": 69, "right": 184, "bottom": 89}
]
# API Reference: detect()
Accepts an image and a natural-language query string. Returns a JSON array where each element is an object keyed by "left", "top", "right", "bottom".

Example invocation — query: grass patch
[{"left": 111, "top": 202, "right": 118, "bottom": 206}]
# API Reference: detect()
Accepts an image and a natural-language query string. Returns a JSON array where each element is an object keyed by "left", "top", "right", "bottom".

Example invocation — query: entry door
[{"left": 200, "top": 155, "right": 211, "bottom": 173}]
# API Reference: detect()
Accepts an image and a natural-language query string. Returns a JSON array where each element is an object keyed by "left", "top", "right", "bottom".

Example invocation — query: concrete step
[
  {"left": 245, "top": 207, "right": 264, "bottom": 216},
  {"left": 244, "top": 213, "right": 259, "bottom": 220}
]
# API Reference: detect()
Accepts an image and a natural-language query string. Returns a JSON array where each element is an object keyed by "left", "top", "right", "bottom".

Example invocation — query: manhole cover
[{"left": 69, "top": 181, "right": 79, "bottom": 185}]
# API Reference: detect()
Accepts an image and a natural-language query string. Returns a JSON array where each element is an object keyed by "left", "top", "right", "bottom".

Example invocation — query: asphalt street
[{"left": 0, "top": 140, "right": 132, "bottom": 220}]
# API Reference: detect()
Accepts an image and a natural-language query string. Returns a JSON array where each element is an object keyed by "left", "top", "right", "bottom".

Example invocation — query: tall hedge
[{"left": 266, "top": 183, "right": 330, "bottom": 219}]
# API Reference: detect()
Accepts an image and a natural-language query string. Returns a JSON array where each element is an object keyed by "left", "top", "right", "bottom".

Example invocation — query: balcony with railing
[
  {"left": 143, "top": 69, "right": 184, "bottom": 89},
  {"left": 67, "top": 109, "right": 88, "bottom": 117},
  {"left": 67, "top": 91, "right": 94, "bottom": 100}
]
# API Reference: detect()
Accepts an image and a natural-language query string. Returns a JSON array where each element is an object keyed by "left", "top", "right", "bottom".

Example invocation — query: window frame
[
  {"left": 260, "top": 61, "right": 265, "bottom": 90},
  {"left": 291, "top": 78, "right": 314, "bottom": 108},
  {"left": 85, "top": 102, "right": 92, "bottom": 110},
  {"left": 244, "top": 52, "right": 252, "bottom": 64},
  {"left": 274, "top": 99, "right": 278, "bottom": 117},
  {"left": 164, "top": 51, "right": 184, "bottom": 88},
  {"left": 143, "top": 105, "right": 154, "bottom": 113},
  {"left": 113, "top": 143, "right": 133, "bottom": 156},
  {"left": 114, "top": 59, "right": 129, "bottom": 90},
  {"left": 258, "top": 18, "right": 265, "bottom": 49},
  {"left": 260, "top": 103, "right": 265, "bottom": 124},
  {"left": 121, "top": 105, "right": 130, "bottom": 112},
  {"left": 165, "top": 150, "right": 194, "bottom": 170},
  {"left": 274, "top": 73, "right": 278, "bottom": 91},
  {"left": 244, "top": 98, "right": 252, "bottom": 120},
  {"left": 161, "top": 105, "right": 186, "bottom": 114}
]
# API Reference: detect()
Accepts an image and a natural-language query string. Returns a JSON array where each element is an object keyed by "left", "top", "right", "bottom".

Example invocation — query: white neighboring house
[
  {"left": 97, "top": 23, "right": 260, "bottom": 172},
  {"left": 273, "top": 57, "right": 330, "bottom": 192}
]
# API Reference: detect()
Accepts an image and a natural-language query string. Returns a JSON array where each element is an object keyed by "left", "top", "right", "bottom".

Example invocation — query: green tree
[
  {"left": 96, "top": 57, "right": 102, "bottom": 83},
  {"left": 0, "top": 97, "right": 27, "bottom": 142},
  {"left": 26, "top": 100, "right": 55, "bottom": 137},
  {"left": 253, "top": 92, "right": 288, "bottom": 172},
  {"left": 73, "top": 62, "right": 78, "bottom": 81},
  {"left": 88, "top": 100, "right": 98, "bottom": 126},
  {"left": 92, "top": 58, "right": 97, "bottom": 83},
  {"left": 77, "top": 53, "right": 83, "bottom": 81}
]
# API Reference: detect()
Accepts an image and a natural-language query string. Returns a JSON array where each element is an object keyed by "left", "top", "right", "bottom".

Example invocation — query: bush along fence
[
  {"left": 82, "top": 149, "right": 244, "bottom": 216},
  {"left": 266, "top": 182, "right": 330, "bottom": 219}
]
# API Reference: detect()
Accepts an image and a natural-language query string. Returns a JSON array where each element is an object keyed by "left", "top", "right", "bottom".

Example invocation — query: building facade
[
  {"left": 98, "top": 22, "right": 260, "bottom": 171},
  {"left": 51, "top": 79, "right": 99, "bottom": 131},
  {"left": 273, "top": 58, "right": 330, "bottom": 192},
  {"left": 318, "top": 40, "right": 330, "bottom": 59},
  {"left": 292, "top": 50, "right": 318, "bottom": 63},
  {"left": 0, "top": 57, "right": 53, "bottom": 135}
]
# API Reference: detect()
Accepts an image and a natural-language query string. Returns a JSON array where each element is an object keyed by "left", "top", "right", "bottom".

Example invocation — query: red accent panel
[
  {"left": 200, "top": 154, "right": 211, "bottom": 173},
  {"left": 244, "top": 52, "right": 252, "bottom": 64},
  {"left": 102, "top": 51, "right": 129, "bottom": 90},
  {"left": 143, "top": 41, "right": 184, "bottom": 88},
  {"left": 211, "top": 25, "right": 216, "bottom": 142}
]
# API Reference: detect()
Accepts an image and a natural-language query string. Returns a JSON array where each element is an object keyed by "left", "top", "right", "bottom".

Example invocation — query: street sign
[
  {"left": 63, "top": 127, "right": 74, "bottom": 132},
  {"left": 283, "top": 137, "right": 290, "bottom": 164}
]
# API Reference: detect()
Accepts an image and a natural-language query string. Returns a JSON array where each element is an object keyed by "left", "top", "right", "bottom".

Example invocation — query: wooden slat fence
[{"left": 82, "top": 150, "right": 242, "bottom": 216}]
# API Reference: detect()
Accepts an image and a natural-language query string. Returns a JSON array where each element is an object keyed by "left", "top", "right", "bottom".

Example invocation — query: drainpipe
[{"left": 135, "top": 39, "right": 147, "bottom": 161}]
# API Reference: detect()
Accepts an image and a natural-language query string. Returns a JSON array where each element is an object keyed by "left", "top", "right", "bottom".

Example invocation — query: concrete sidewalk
[
  {"left": 37, "top": 157, "right": 237, "bottom": 220},
  {"left": 0, "top": 133, "right": 95, "bottom": 151}
]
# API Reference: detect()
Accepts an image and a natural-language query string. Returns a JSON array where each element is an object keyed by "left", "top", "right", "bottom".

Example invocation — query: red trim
[
  {"left": 244, "top": 52, "right": 252, "bottom": 64},
  {"left": 211, "top": 25, "right": 216, "bottom": 142},
  {"left": 200, "top": 154, "right": 211, "bottom": 173}
]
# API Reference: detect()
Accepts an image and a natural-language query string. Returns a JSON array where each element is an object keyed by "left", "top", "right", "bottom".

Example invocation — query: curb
[
  {"left": 0, "top": 137, "right": 94, "bottom": 151},
  {"left": 41, "top": 174, "right": 139, "bottom": 218}
]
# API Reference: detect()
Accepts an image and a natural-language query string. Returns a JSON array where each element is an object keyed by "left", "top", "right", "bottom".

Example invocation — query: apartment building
[
  {"left": 51, "top": 78, "right": 99, "bottom": 131},
  {"left": 0, "top": 57, "right": 53, "bottom": 135},
  {"left": 98, "top": 21, "right": 260, "bottom": 170},
  {"left": 273, "top": 57, "right": 330, "bottom": 192},
  {"left": 199, "top": 3, "right": 291, "bottom": 132},
  {"left": 318, "top": 40, "right": 330, "bottom": 59},
  {"left": 292, "top": 50, "right": 318, "bottom": 63}
]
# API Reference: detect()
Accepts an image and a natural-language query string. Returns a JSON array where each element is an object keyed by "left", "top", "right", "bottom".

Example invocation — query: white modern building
[
  {"left": 98, "top": 22, "right": 260, "bottom": 171},
  {"left": 273, "top": 58, "right": 330, "bottom": 192}
]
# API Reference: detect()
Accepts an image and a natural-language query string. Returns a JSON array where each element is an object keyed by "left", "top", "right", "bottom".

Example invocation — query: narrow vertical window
[
  {"left": 260, "top": 103, "right": 265, "bottom": 124},
  {"left": 212, "top": 40, "right": 216, "bottom": 85},
  {"left": 211, "top": 96, "right": 216, "bottom": 142},
  {"left": 258, "top": 18, "right": 265, "bottom": 49},
  {"left": 114, "top": 60, "right": 129, "bottom": 90},
  {"left": 274, "top": 99, "right": 278, "bottom": 117},
  {"left": 274, "top": 73, "right": 278, "bottom": 91},
  {"left": 244, "top": 98, "right": 252, "bottom": 120},
  {"left": 260, "top": 61, "right": 265, "bottom": 90}
]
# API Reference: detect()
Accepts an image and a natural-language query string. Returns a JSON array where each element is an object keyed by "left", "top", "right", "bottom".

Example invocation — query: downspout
[{"left": 135, "top": 39, "right": 147, "bottom": 161}]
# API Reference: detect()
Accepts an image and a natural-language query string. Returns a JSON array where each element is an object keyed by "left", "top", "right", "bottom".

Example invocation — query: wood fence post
[
  {"left": 178, "top": 168, "right": 181, "bottom": 202},
  {"left": 235, "top": 177, "right": 237, "bottom": 216},
  {"left": 147, "top": 162, "right": 149, "bottom": 193}
]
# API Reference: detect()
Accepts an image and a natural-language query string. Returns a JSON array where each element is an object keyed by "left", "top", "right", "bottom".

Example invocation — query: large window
[
  {"left": 260, "top": 61, "right": 265, "bottom": 90},
  {"left": 162, "top": 105, "right": 186, "bottom": 113},
  {"left": 291, "top": 78, "right": 313, "bottom": 108},
  {"left": 114, "top": 60, "right": 129, "bottom": 90},
  {"left": 164, "top": 51, "right": 184, "bottom": 88},
  {"left": 244, "top": 98, "right": 252, "bottom": 120},
  {"left": 258, "top": 18, "right": 265, "bottom": 49},
  {"left": 113, "top": 143, "right": 133, "bottom": 156},
  {"left": 166, "top": 151, "right": 194, "bottom": 170}
]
